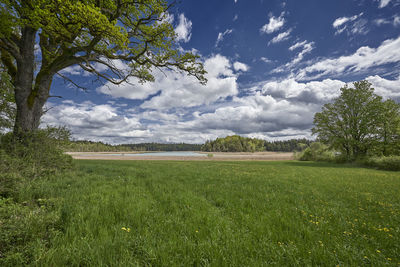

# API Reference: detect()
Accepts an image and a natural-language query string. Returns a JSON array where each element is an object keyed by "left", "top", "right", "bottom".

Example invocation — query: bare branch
[{"left": 56, "top": 72, "right": 88, "bottom": 91}]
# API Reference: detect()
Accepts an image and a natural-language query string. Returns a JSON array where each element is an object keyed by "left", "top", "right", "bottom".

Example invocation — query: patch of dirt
[{"left": 66, "top": 152, "right": 294, "bottom": 161}]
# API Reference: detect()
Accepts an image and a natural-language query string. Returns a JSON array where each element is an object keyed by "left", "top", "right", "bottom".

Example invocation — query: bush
[
  {"left": 0, "top": 127, "right": 73, "bottom": 180},
  {"left": 0, "top": 127, "right": 72, "bottom": 265},
  {"left": 295, "top": 142, "right": 336, "bottom": 162},
  {"left": 364, "top": 156, "right": 400, "bottom": 171}
]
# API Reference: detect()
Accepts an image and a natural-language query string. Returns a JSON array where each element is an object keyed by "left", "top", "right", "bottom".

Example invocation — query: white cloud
[
  {"left": 296, "top": 36, "right": 400, "bottom": 80},
  {"left": 215, "top": 29, "right": 233, "bottom": 47},
  {"left": 44, "top": 74, "right": 400, "bottom": 144},
  {"left": 233, "top": 14, "right": 238, "bottom": 21},
  {"left": 233, "top": 61, "right": 249, "bottom": 72},
  {"left": 260, "top": 57, "right": 273, "bottom": 63},
  {"left": 374, "top": 18, "right": 391, "bottom": 26},
  {"left": 42, "top": 101, "right": 151, "bottom": 144},
  {"left": 332, "top": 13, "right": 366, "bottom": 35},
  {"left": 140, "top": 55, "right": 239, "bottom": 110},
  {"left": 185, "top": 93, "right": 318, "bottom": 134},
  {"left": 378, "top": 0, "right": 391, "bottom": 8},
  {"left": 394, "top": 15, "right": 400, "bottom": 26},
  {"left": 175, "top": 13, "right": 192, "bottom": 43},
  {"left": 268, "top": 29, "right": 292, "bottom": 45},
  {"left": 97, "top": 54, "right": 244, "bottom": 107},
  {"left": 287, "top": 40, "right": 315, "bottom": 66},
  {"left": 260, "top": 12, "right": 285, "bottom": 34},
  {"left": 261, "top": 78, "right": 345, "bottom": 103},
  {"left": 366, "top": 75, "right": 400, "bottom": 100}
]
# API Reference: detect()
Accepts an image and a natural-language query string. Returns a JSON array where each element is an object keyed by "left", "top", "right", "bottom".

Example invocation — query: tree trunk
[{"left": 12, "top": 27, "right": 51, "bottom": 135}]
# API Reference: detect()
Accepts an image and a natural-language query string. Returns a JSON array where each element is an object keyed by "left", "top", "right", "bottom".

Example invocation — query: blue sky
[{"left": 43, "top": 0, "right": 400, "bottom": 144}]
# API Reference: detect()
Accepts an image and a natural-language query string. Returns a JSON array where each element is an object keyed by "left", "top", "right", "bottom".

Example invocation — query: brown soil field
[{"left": 66, "top": 151, "right": 294, "bottom": 161}]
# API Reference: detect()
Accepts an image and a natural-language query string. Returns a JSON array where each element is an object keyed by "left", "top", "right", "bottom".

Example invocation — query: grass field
[{"left": 25, "top": 160, "right": 400, "bottom": 266}]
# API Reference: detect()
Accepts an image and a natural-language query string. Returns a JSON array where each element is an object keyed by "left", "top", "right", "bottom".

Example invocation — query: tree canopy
[
  {"left": 0, "top": 0, "right": 206, "bottom": 134},
  {"left": 312, "top": 80, "right": 400, "bottom": 160}
]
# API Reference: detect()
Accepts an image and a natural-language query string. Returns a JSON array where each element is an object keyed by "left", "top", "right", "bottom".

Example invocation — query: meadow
[{"left": 11, "top": 160, "right": 400, "bottom": 266}]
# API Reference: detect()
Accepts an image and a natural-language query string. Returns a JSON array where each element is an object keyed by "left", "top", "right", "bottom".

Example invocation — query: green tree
[
  {"left": 0, "top": 0, "right": 206, "bottom": 136},
  {"left": 377, "top": 99, "right": 400, "bottom": 156},
  {"left": 312, "top": 80, "right": 399, "bottom": 160}
]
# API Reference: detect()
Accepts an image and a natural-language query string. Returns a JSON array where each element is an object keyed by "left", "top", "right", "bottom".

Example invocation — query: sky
[{"left": 42, "top": 0, "right": 400, "bottom": 144}]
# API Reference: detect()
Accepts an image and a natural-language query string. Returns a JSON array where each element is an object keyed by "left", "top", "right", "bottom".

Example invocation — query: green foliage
[
  {"left": 202, "top": 136, "right": 311, "bottom": 152},
  {"left": 202, "top": 135, "right": 264, "bottom": 152},
  {"left": 265, "top": 139, "right": 312, "bottom": 152},
  {"left": 0, "top": 126, "right": 73, "bottom": 266},
  {"left": 363, "top": 156, "right": 400, "bottom": 171},
  {"left": 0, "top": 127, "right": 73, "bottom": 180},
  {"left": 295, "top": 142, "right": 336, "bottom": 162},
  {"left": 125, "top": 142, "right": 202, "bottom": 151},
  {"left": 17, "top": 160, "right": 400, "bottom": 265},
  {"left": 0, "top": 197, "right": 62, "bottom": 266},
  {"left": 61, "top": 141, "right": 202, "bottom": 152},
  {"left": 313, "top": 80, "right": 400, "bottom": 160}
]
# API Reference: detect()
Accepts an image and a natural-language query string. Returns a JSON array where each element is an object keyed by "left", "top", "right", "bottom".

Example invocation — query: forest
[{"left": 201, "top": 135, "right": 311, "bottom": 152}]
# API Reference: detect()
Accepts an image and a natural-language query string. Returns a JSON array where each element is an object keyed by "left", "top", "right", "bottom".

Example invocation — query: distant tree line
[
  {"left": 125, "top": 143, "right": 202, "bottom": 151},
  {"left": 201, "top": 135, "right": 310, "bottom": 152},
  {"left": 62, "top": 140, "right": 132, "bottom": 152},
  {"left": 61, "top": 140, "right": 202, "bottom": 152}
]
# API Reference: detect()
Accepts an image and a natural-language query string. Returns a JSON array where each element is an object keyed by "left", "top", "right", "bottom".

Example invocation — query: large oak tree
[
  {"left": 312, "top": 80, "right": 400, "bottom": 159},
  {"left": 0, "top": 0, "right": 206, "bottom": 136}
]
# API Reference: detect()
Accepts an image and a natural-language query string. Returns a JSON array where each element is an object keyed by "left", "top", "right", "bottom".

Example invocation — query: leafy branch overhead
[
  {"left": 0, "top": 0, "right": 207, "bottom": 133},
  {"left": 0, "top": 0, "right": 206, "bottom": 85}
]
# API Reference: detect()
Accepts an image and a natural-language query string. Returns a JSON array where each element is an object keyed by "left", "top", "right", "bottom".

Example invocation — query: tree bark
[{"left": 13, "top": 27, "right": 51, "bottom": 135}]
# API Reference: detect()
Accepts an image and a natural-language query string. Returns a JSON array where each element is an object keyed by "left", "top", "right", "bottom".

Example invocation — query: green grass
[{"left": 23, "top": 161, "right": 400, "bottom": 265}]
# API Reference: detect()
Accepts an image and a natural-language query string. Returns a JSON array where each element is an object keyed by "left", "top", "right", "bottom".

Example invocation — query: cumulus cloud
[
  {"left": 44, "top": 74, "right": 400, "bottom": 144},
  {"left": 296, "top": 36, "right": 400, "bottom": 80},
  {"left": 215, "top": 29, "right": 233, "bottom": 47},
  {"left": 332, "top": 13, "right": 367, "bottom": 35},
  {"left": 261, "top": 78, "right": 344, "bottom": 103},
  {"left": 269, "top": 29, "right": 292, "bottom": 44},
  {"left": 378, "top": 0, "right": 391, "bottom": 8},
  {"left": 366, "top": 75, "right": 400, "bottom": 100},
  {"left": 233, "top": 61, "right": 249, "bottom": 72},
  {"left": 185, "top": 93, "right": 318, "bottom": 135},
  {"left": 96, "top": 54, "right": 244, "bottom": 109},
  {"left": 42, "top": 101, "right": 151, "bottom": 144},
  {"left": 140, "top": 54, "right": 239, "bottom": 110},
  {"left": 175, "top": 13, "right": 192, "bottom": 43},
  {"left": 260, "top": 12, "right": 285, "bottom": 34}
]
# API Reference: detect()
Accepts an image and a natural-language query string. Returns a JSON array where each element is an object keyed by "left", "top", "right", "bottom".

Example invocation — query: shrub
[
  {"left": 0, "top": 127, "right": 73, "bottom": 179},
  {"left": 295, "top": 142, "right": 336, "bottom": 162},
  {"left": 364, "top": 156, "right": 400, "bottom": 171},
  {"left": 0, "top": 197, "right": 62, "bottom": 266},
  {"left": 0, "top": 127, "right": 71, "bottom": 265}
]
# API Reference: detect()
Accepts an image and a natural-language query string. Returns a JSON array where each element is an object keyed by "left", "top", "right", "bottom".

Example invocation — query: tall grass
[{"left": 13, "top": 160, "right": 399, "bottom": 266}]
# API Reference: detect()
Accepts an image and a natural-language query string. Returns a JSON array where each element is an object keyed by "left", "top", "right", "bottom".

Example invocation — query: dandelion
[
  {"left": 195, "top": 230, "right": 199, "bottom": 233},
  {"left": 364, "top": 256, "right": 368, "bottom": 259},
  {"left": 376, "top": 250, "right": 381, "bottom": 253}
]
